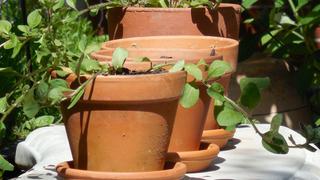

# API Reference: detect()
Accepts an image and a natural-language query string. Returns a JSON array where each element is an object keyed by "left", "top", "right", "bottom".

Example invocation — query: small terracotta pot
[
  {"left": 315, "top": 26, "right": 320, "bottom": 49},
  {"left": 107, "top": 4, "right": 241, "bottom": 40},
  {"left": 91, "top": 47, "right": 223, "bottom": 153},
  {"left": 167, "top": 142, "right": 219, "bottom": 173},
  {"left": 61, "top": 71, "right": 187, "bottom": 172},
  {"left": 101, "top": 36, "right": 239, "bottom": 71},
  {"left": 56, "top": 161, "right": 187, "bottom": 180}
]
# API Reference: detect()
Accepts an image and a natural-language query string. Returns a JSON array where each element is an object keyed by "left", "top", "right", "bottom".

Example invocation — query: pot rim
[
  {"left": 171, "top": 143, "right": 219, "bottom": 161},
  {"left": 109, "top": 3, "right": 241, "bottom": 12},
  {"left": 56, "top": 161, "right": 187, "bottom": 179},
  {"left": 91, "top": 49, "right": 222, "bottom": 64},
  {"left": 102, "top": 36, "right": 239, "bottom": 51}
]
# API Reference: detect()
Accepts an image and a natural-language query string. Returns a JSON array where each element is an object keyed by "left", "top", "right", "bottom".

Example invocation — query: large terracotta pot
[
  {"left": 61, "top": 71, "right": 186, "bottom": 172},
  {"left": 107, "top": 4, "right": 241, "bottom": 40}
]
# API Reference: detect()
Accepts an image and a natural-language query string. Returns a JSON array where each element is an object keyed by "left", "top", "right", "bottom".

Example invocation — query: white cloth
[{"left": 14, "top": 124, "right": 320, "bottom": 180}]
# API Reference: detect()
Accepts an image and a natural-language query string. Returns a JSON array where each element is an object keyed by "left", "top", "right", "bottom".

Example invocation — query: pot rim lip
[
  {"left": 91, "top": 50, "right": 223, "bottom": 63},
  {"left": 202, "top": 128, "right": 235, "bottom": 138},
  {"left": 102, "top": 36, "right": 239, "bottom": 50},
  {"left": 172, "top": 142, "right": 219, "bottom": 160},
  {"left": 110, "top": 3, "right": 241, "bottom": 11},
  {"left": 56, "top": 161, "right": 186, "bottom": 178}
]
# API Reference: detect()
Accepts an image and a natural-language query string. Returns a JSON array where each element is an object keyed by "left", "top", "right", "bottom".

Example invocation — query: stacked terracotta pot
[{"left": 57, "top": 3, "right": 240, "bottom": 179}]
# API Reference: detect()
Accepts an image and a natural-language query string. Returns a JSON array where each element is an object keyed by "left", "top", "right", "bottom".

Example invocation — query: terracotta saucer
[
  {"left": 56, "top": 161, "right": 186, "bottom": 180},
  {"left": 201, "top": 129, "right": 235, "bottom": 148},
  {"left": 167, "top": 142, "right": 219, "bottom": 173}
]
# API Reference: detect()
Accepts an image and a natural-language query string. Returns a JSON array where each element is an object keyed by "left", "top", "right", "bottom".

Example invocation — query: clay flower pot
[
  {"left": 91, "top": 45, "right": 223, "bottom": 153},
  {"left": 61, "top": 71, "right": 187, "bottom": 172},
  {"left": 56, "top": 161, "right": 186, "bottom": 180},
  {"left": 107, "top": 4, "right": 241, "bottom": 40}
]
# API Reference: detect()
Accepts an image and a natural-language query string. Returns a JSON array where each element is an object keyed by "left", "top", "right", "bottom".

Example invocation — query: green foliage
[
  {"left": 179, "top": 82, "right": 200, "bottom": 108},
  {"left": 0, "top": 0, "right": 107, "bottom": 174}
]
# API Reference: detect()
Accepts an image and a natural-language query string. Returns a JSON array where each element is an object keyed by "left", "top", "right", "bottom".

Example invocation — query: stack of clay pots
[{"left": 56, "top": 3, "right": 240, "bottom": 180}]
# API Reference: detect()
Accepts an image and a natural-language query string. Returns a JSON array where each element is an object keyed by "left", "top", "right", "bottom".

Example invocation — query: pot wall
[
  {"left": 61, "top": 72, "right": 186, "bottom": 172},
  {"left": 107, "top": 4, "right": 241, "bottom": 40}
]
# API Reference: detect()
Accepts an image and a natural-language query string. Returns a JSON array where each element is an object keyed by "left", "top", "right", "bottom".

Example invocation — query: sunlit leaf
[{"left": 179, "top": 83, "right": 200, "bottom": 108}]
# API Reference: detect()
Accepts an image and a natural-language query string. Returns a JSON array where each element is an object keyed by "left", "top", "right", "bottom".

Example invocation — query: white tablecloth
[{"left": 14, "top": 124, "right": 320, "bottom": 180}]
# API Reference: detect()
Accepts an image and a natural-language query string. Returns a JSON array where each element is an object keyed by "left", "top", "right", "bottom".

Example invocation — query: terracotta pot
[
  {"left": 91, "top": 47, "right": 223, "bottom": 153},
  {"left": 101, "top": 36, "right": 239, "bottom": 71},
  {"left": 167, "top": 142, "right": 219, "bottom": 173},
  {"left": 315, "top": 26, "right": 320, "bottom": 49},
  {"left": 56, "top": 161, "right": 186, "bottom": 180},
  {"left": 61, "top": 71, "right": 187, "bottom": 172},
  {"left": 107, "top": 4, "right": 241, "bottom": 40}
]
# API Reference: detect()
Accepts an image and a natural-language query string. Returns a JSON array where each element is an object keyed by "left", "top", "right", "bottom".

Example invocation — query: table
[{"left": 13, "top": 124, "right": 320, "bottom": 180}]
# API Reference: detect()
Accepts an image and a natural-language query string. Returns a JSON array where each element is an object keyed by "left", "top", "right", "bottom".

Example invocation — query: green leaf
[
  {"left": 0, "top": 97, "right": 8, "bottom": 114},
  {"left": 197, "top": 59, "right": 207, "bottom": 67},
  {"left": 12, "top": 42, "right": 23, "bottom": 58},
  {"left": 66, "top": 0, "right": 77, "bottom": 10},
  {"left": 243, "top": 18, "right": 254, "bottom": 24},
  {"left": 55, "top": 70, "right": 70, "bottom": 78},
  {"left": 48, "top": 88, "right": 64, "bottom": 104},
  {"left": 85, "top": 43, "right": 101, "bottom": 54},
  {"left": 262, "top": 131, "right": 289, "bottom": 154},
  {"left": 78, "top": 38, "right": 87, "bottom": 53},
  {"left": 23, "top": 90, "right": 40, "bottom": 118},
  {"left": 50, "top": 79, "right": 69, "bottom": 89},
  {"left": 0, "top": 67, "right": 21, "bottom": 77},
  {"left": 0, "top": 20, "right": 12, "bottom": 34},
  {"left": 208, "top": 60, "right": 232, "bottom": 79},
  {"left": 53, "top": 0, "right": 65, "bottom": 11},
  {"left": 0, "top": 122, "right": 6, "bottom": 139},
  {"left": 207, "top": 82, "right": 225, "bottom": 102},
  {"left": 169, "top": 60, "right": 185, "bottom": 73},
  {"left": 159, "top": 0, "right": 168, "bottom": 8},
  {"left": 184, "top": 64, "right": 203, "bottom": 81},
  {"left": 216, "top": 107, "right": 243, "bottom": 126},
  {"left": 261, "top": 30, "right": 281, "bottom": 46},
  {"left": 274, "top": 0, "right": 285, "bottom": 8},
  {"left": 316, "top": 118, "right": 320, "bottom": 126},
  {"left": 112, "top": 48, "right": 128, "bottom": 70},
  {"left": 241, "top": 0, "right": 258, "bottom": 10},
  {"left": 4, "top": 35, "right": 19, "bottom": 49},
  {"left": 225, "top": 125, "right": 237, "bottom": 131},
  {"left": 179, "top": 83, "right": 200, "bottom": 108},
  {"left": 270, "top": 114, "right": 283, "bottom": 133},
  {"left": 31, "top": 115, "right": 55, "bottom": 128},
  {"left": 0, "top": 155, "right": 13, "bottom": 171},
  {"left": 81, "top": 58, "right": 102, "bottom": 73},
  {"left": 27, "top": 10, "right": 42, "bottom": 28},
  {"left": 68, "top": 88, "right": 84, "bottom": 109},
  {"left": 239, "top": 77, "right": 270, "bottom": 91},
  {"left": 274, "top": 12, "right": 296, "bottom": 26},
  {"left": 240, "top": 82, "right": 261, "bottom": 109},
  {"left": 35, "top": 81, "right": 49, "bottom": 102},
  {"left": 17, "top": 25, "right": 30, "bottom": 33},
  {"left": 296, "top": 0, "right": 309, "bottom": 11}
]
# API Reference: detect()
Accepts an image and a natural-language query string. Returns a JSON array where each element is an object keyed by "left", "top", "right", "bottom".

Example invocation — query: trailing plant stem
[{"left": 78, "top": 2, "right": 110, "bottom": 16}]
